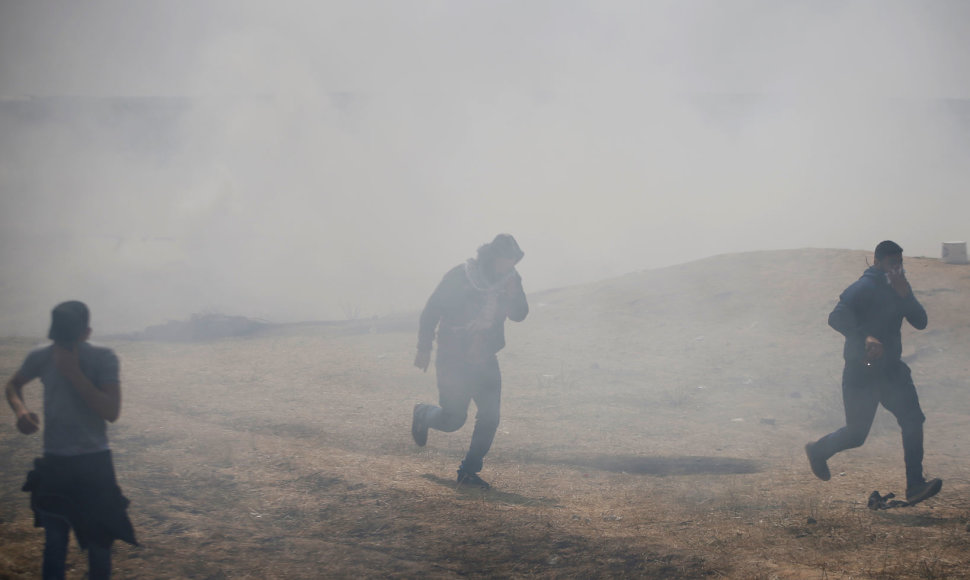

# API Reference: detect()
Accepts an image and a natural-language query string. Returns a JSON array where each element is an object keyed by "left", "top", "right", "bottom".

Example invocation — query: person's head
[
  {"left": 48, "top": 300, "right": 91, "bottom": 347},
  {"left": 477, "top": 234, "right": 524, "bottom": 279},
  {"left": 874, "top": 240, "right": 904, "bottom": 273}
]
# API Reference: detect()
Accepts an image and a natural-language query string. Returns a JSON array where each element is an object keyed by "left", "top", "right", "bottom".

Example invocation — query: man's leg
[
  {"left": 809, "top": 365, "right": 880, "bottom": 476},
  {"left": 459, "top": 357, "right": 502, "bottom": 477},
  {"left": 879, "top": 363, "right": 938, "bottom": 502},
  {"left": 41, "top": 513, "right": 70, "bottom": 580},
  {"left": 87, "top": 541, "right": 112, "bottom": 580},
  {"left": 420, "top": 358, "right": 473, "bottom": 434}
]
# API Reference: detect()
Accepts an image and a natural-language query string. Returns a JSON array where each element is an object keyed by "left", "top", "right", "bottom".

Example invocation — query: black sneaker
[
  {"left": 805, "top": 442, "right": 831, "bottom": 481},
  {"left": 411, "top": 404, "right": 428, "bottom": 447},
  {"left": 456, "top": 469, "right": 490, "bottom": 490},
  {"left": 906, "top": 478, "right": 942, "bottom": 505}
]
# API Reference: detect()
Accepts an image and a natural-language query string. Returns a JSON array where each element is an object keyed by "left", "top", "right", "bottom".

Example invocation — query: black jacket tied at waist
[{"left": 22, "top": 451, "right": 138, "bottom": 549}]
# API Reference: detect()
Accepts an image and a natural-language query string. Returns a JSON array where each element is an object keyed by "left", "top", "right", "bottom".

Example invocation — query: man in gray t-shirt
[
  {"left": 5, "top": 300, "right": 136, "bottom": 579},
  {"left": 17, "top": 341, "right": 120, "bottom": 456}
]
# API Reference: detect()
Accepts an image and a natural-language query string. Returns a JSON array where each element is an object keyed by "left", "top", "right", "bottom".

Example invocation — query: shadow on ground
[
  {"left": 534, "top": 454, "right": 761, "bottom": 476},
  {"left": 870, "top": 510, "right": 966, "bottom": 528},
  {"left": 421, "top": 474, "right": 561, "bottom": 507}
]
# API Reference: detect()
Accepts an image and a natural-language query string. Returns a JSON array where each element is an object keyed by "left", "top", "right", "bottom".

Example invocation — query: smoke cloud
[{"left": 2, "top": 1, "right": 969, "bottom": 333}]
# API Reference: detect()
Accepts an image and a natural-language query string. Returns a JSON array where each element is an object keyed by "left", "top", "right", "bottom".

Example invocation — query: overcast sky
[{"left": 2, "top": 0, "right": 969, "bottom": 334}]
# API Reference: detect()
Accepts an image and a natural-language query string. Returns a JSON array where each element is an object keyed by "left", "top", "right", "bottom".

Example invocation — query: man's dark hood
[{"left": 488, "top": 233, "right": 524, "bottom": 265}]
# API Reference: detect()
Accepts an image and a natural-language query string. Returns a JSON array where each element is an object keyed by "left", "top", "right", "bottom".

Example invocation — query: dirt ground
[{"left": 2, "top": 248, "right": 969, "bottom": 579}]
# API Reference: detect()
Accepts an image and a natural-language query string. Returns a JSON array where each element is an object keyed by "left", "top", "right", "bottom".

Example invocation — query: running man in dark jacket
[
  {"left": 805, "top": 240, "right": 942, "bottom": 505},
  {"left": 411, "top": 234, "right": 528, "bottom": 489}
]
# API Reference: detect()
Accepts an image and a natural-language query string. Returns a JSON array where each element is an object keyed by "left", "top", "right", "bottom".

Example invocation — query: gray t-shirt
[{"left": 17, "top": 342, "right": 120, "bottom": 456}]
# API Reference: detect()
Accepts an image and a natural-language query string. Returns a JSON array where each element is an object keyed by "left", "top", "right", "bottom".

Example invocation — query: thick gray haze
[{"left": 2, "top": 1, "right": 969, "bottom": 334}]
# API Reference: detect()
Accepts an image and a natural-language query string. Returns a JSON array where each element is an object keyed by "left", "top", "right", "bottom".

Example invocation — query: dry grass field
[{"left": 2, "top": 248, "right": 970, "bottom": 579}]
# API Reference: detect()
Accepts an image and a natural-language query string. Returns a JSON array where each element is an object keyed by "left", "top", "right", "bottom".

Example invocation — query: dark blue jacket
[{"left": 828, "top": 266, "right": 927, "bottom": 368}]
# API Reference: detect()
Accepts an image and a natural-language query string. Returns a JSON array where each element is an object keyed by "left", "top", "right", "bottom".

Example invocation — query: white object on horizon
[{"left": 941, "top": 241, "right": 968, "bottom": 264}]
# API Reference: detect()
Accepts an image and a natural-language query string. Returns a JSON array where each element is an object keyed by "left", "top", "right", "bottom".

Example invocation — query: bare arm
[
  {"left": 54, "top": 345, "right": 121, "bottom": 422},
  {"left": 5, "top": 373, "right": 40, "bottom": 434}
]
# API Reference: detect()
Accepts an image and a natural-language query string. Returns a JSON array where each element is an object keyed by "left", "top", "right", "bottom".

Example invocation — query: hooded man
[
  {"left": 411, "top": 234, "right": 529, "bottom": 489},
  {"left": 805, "top": 240, "right": 942, "bottom": 505}
]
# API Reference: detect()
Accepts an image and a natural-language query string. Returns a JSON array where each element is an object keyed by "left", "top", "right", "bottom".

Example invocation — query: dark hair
[
  {"left": 874, "top": 240, "right": 904, "bottom": 261},
  {"left": 476, "top": 233, "right": 525, "bottom": 265},
  {"left": 48, "top": 301, "right": 90, "bottom": 345}
]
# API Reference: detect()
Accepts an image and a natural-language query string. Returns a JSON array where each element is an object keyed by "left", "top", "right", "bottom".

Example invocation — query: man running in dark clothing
[
  {"left": 411, "top": 234, "right": 529, "bottom": 489},
  {"left": 805, "top": 240, "right": 942, "bottom": 505}
]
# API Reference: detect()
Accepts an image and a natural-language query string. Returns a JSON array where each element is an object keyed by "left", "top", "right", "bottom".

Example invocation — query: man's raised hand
[{"left": 888, "top": 268, "right": 912, "bottom": 298}]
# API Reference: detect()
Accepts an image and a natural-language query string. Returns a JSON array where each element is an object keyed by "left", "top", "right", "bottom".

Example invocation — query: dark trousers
[
  {"left": 418, "top": 355, "right": 502, "bottom": 474},
  {"left": 23, "top": 450, "right": 136, "bottom": 580},
  {"left": 813, "top": 361, "right": 926, "bottom": 487},
  {"left": 42, "top": 512, "right": 111, "bottom": 580}
]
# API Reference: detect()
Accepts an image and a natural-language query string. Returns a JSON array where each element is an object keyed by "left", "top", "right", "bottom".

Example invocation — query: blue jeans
[
  {"left": 41, "top": 512, "right": 112, "bottom": 579},
  {"left": 419, "top": 355, "right": 502, "bottom": 474}
]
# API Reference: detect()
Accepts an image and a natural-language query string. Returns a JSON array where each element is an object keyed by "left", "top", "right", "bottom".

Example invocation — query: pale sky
[{"left": 2, "top": 1, "right": 969, "bottom": 333}]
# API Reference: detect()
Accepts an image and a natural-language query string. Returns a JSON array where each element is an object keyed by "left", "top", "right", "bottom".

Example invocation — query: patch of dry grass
[{"left": 2, "top": 249, "right": 970, "bottom": 579}]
